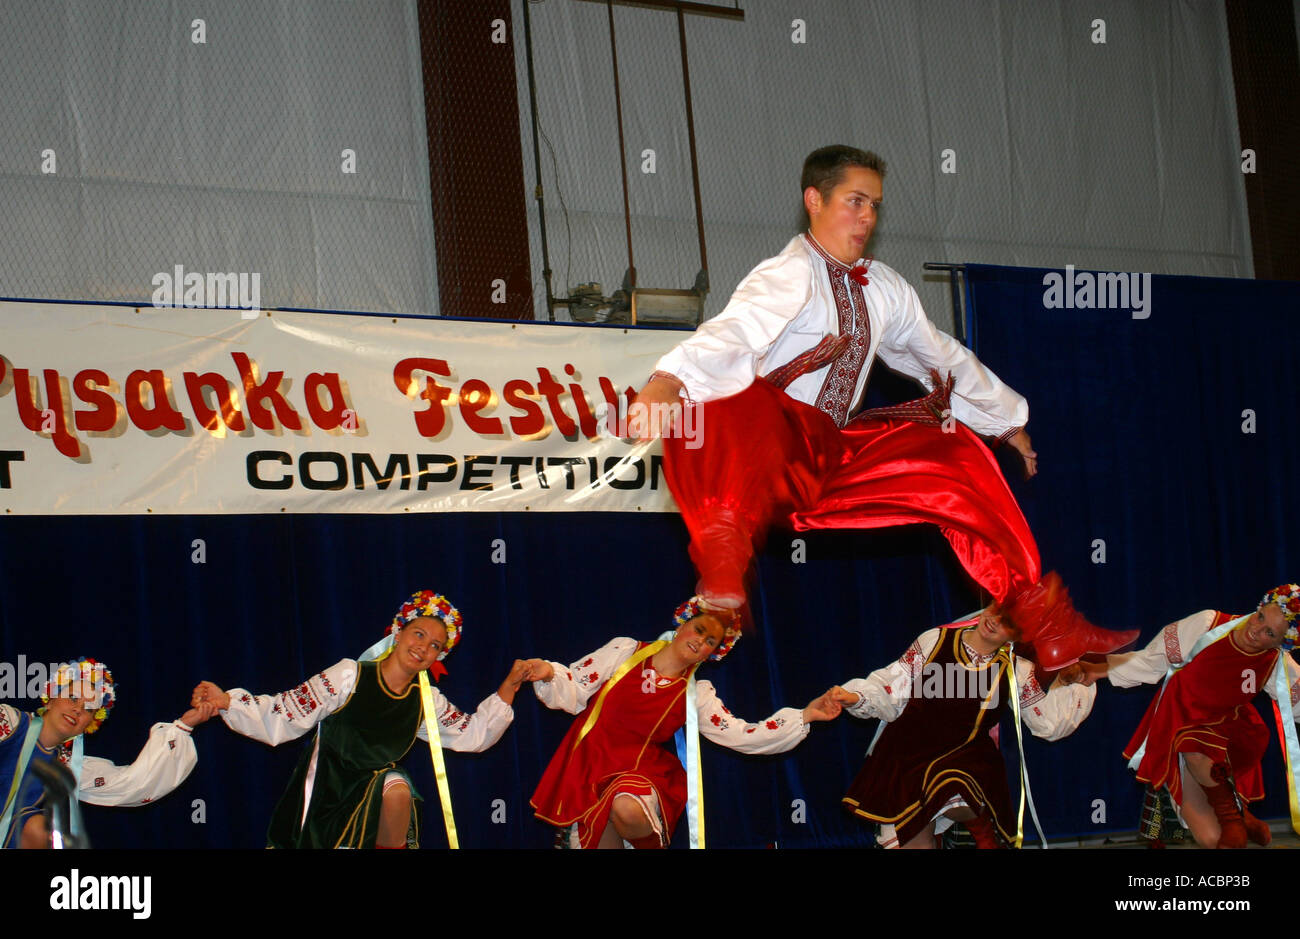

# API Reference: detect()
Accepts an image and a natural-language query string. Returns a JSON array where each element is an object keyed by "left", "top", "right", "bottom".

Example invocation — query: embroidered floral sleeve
[
  {"left": 841, "top": 628, "right": 943, "bottom": 722},
  {"left": 220, "top": 659, "right": 358, "bottom": 746},
  {"left": 78, "top": 721, "right": 199, "bottom": 808},
  {"left": 1018, "top": 666, "right": 1047, "bottom": 708},
  {"left": 532, "top": 637, "right": 638, "bottom": 715},
  {"left": 1015, "top": 657, "right": 1095, "bottom": 741},
  {"left": 1162, "top": 622, "right": 1184, "bottom": 665},
  {"left": 416, "top": 686, "right": 514, "bottom": 753},
  {"left": 1106, "top": 611, "right": 1217, "bottom": 688},
  {"left": 696, "top": 680, "right": 809, "bottom": 755}
]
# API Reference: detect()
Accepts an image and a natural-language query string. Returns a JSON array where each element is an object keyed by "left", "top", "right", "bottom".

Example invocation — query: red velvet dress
[
  {"left": 530, "top": 642, "right": 689, "bottom": 848},
  {"left": 1123, "top": 615, "right": 1275, "bottom": 806},
  {"left": 663, "top": 378, "right": 1040, "bottom": 608},
  {"left": 842, "top": 627, "right": 1016, "bottom": 844}
]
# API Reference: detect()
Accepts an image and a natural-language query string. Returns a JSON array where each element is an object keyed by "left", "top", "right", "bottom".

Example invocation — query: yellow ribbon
[
  {"left": 683, "top": 667, "right": 705, "bottom": 848},
  {"left": 1005, "top": 648, "right": 1048, "bottom": 848},
  {"left": 1006, "top": 655, "right": 1026, "bottom": 848},
  {"left": 568, "top": 640, "right": 706, "bottom": 846},
  {"left": 573, "top": 641, "right": 666, "bottom": 749},
  {"left": 417, "top": 670, "right": 459, "bottom": 849}
]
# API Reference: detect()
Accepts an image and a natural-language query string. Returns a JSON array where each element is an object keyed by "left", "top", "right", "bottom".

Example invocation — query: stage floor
[{"left": 1051, "top": 822, "right": 1300, "bottom": 849}]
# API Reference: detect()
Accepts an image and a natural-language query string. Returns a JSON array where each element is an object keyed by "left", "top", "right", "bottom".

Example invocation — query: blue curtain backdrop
[
  {"left": 963, "top": 264, "right": 1300, "bottom": 840},
  {"left": 1, "top": 264, "right": 1296, "bottom": 848}
]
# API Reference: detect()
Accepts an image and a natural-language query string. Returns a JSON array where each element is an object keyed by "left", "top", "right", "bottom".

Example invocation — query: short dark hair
[{"left": 801, "top": 146, "right": 887, "bottom": 201}]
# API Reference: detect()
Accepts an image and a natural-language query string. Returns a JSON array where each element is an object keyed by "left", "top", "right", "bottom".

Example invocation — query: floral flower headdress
[
  {"left": 1261, "top": 583, "right": 1300, "bottom": 652},
  {"left": 38, "top": 657, "right": 115, "bottom": 736},
  {"left": 673, "top": 597, "right": 742, "bottom": 662},
  {"left": 389, "top": 590, "right": 463, "bottom": 679}
]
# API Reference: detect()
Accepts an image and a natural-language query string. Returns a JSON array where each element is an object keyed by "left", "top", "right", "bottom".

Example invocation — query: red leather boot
[
  {"left": 962, "top": 810, "right": 1005, "bottom": 849},
  {"left": 1009, "top": 572, "right": 1140, "bottom": 671},
  {"left": 1203, "top": 764, "right": 1248, "bottom": 849},
  {"left": 1211, "top": 763, "right": 1270, "bottom": 846},
  {"left": 1239, "top": 804, "right": 1272, "bottom": 847},
  {"left": 688, "top": 506, "right": 755, "bottom": 610}
]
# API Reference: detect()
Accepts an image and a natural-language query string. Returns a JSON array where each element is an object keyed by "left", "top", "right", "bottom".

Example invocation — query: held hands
[
  {"left": 178, "top": 701, "right": 220, "bottom": 730},
  {"left": 496, "top": 659, "right": 554, "bottom": 705},
  {"left": 496, "top": 660, "right": 533, "bottom": 706},
  {"left": 1057, "top": 660, "right": 1107, "bottom": 687},
  {"left": 802, "top": 686, "right": 852, "bottom": 723},
  {"left": 191, "top": 681, "right": 231, "bottom": 711},
  {"left": 516, "top": 658, "right": 555, "bottom": 683},
  {"left": 828, "top": 686, "right": 861, "bottom": 708},
  {"left": 1006, "top": 429, "right": 1038, "bottom": 478}
]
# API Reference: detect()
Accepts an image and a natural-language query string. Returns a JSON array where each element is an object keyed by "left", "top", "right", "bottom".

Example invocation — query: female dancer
[
  {"left": 2, "top": 657, "right": 214, "bottom": 848},
  {"left": 524, "top": 597, "right": 842, "bottom": 848},
  {"left": 833, "top": 604, "right": 1094, "bottom": 848},
  {"left": 194, "top": 590, "right": 526, "bottom": 848}
]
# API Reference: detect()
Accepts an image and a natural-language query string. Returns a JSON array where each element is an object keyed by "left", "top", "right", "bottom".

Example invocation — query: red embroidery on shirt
[
  {"left": 710, "top": 714, "right": 721, "bottom": 726},
  {"left": 0, "top": 709, "right": 12, "bottom": 741},
  {"left": 94, "top": 776, "right": 106, "bottom": 787},
  {"left": 581, "top": 658, "right": 594, "bottom": 667},
  {"left": 804, "top": 243, "right": 872, "bottom": 427},
  {"left": 291, "top": 683, "right": 319, "bottom": 715},
  {"left": 1162, "top": 622, "right": 1183, "bottom": 665},
  {"left": 1020, "top": 671, "right": 1046, "bottom": 707},
  {"left": 765, "top": 720, "right": 778, "bottom": 730},
  {"left": 900, "top": 642, "right": 922, "bottom": 669}
]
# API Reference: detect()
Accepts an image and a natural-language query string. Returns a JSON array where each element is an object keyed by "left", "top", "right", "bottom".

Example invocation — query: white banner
[{"left": 0, "top": 301, "right": 694, "bottom": 514}]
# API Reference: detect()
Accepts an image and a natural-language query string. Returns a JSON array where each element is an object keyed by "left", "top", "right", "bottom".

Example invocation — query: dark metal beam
[
  {"left": 1225, "top": 0, "right": 1300, "bottom": 280},
  {"left": 419, "top": 0, "right": 534, "bottom": 319},
  {"left": 923, "top": 262, "right": 967, "bottom": 346}
]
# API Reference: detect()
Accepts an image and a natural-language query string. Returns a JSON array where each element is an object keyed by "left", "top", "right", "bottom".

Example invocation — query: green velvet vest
[{"left": 267, "top": 660, "right": 424, "bottom": 848}]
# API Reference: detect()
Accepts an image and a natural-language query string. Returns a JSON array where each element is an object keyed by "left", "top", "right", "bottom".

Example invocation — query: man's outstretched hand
[
  {"left": 627, "top": 375, "right": 683, "bottom": 442},
  {"left": 1006, "top": 429, "right": 1038, "bottom": 478}
]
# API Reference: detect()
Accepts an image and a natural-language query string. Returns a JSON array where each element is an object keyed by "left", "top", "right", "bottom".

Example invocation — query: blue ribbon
[{"left": 0, "top": 717, "right": 84, "bottom": 848}]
